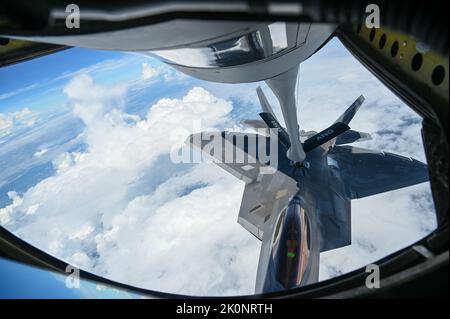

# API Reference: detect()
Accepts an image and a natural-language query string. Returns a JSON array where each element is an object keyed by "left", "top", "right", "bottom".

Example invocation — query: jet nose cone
[{"left": 266, "top": 195, "right": 311, "bottom": 291}]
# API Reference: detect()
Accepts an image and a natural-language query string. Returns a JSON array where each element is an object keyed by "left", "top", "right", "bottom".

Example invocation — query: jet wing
[
  {"left": 186, "top": 131, "right": 297, "bottom": 240},
  {"left": 186, "top": 131, "right": 267, "bottom": 183},
  {"left": 237, "top": 173, "right": 298, "bottom": 240},
  {"left": 333, "top": 146, "right": 429, "bottom": 199}
]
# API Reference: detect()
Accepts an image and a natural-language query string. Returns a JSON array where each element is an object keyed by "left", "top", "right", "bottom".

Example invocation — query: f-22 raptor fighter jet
[
  {"left": 170, "top": 23, "right": 430, "bottom": 294},
  {"left": 187, "top": 75, "right": 429, "bottom": 294}
]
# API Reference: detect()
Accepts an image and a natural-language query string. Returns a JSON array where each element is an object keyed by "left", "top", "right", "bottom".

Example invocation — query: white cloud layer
[
  {"left": 1, "top": 74, "right": 259, "bottom": 295},
  {"left": 0, "top": 38, "right": 436, "bottom": 296}
]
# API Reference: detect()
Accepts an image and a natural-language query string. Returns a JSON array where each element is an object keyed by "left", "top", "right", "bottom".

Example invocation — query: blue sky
[
  {"left": 0, "top": 38, "right": 349, "bottom": 114},
  {"left": 0, "top": 48, "right": 161, "bottom": 113}
]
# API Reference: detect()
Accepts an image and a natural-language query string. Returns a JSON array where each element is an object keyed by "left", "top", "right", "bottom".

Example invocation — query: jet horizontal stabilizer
[
  {"left": 259, "top": 112, "right": 291, "bottom": 149},
  {"left": 335, "top": 95, "right": 365, "bottom": 125},
  {"left": 335, "top": 130, "right": 372, "bottom": 145},
  {"left": 241, "top": 119, "right": 268, "bottom": 131},
  {"left": 303, "top": 122, "right": 350, "bottom": 153}
]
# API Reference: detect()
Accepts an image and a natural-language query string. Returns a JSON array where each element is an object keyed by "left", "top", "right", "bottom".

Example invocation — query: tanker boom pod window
[
  {"left": 150, "top": 22, "right": 293, "bottom": 68},
  {"left": 267, "top": 22, "right": 289, "bottom": 52}
]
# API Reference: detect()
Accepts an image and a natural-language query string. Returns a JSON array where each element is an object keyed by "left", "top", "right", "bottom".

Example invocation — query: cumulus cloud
[
  {"left": 0, "top": 114, "right": 13, "bottom": 133},
  {"left": 52, "top": 151, "right": 85, "bottom": 173},
  {"left": 0, "top": 107, "right": 36, "bottom": 137},
  {"left": 141, "top": 63, "right": 158, "bottom": 80},
  {"left": 34, "top": 148, "right": 48, "bottom": 158},
  {"left": 1, "top": 74, "right": 259, "bottom": 296},
  {"left": 0, "top": 191, "right": 23, "bottom": 224}
]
